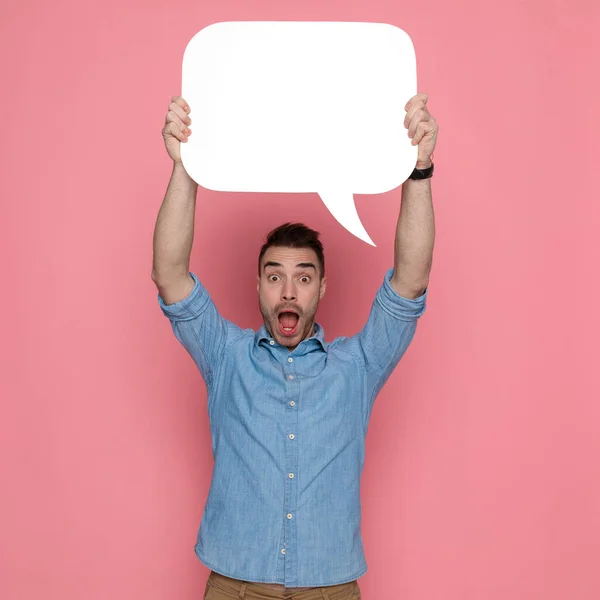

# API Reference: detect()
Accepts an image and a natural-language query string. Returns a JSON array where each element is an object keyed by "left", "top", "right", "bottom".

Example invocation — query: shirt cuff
[
  {"left": 157, "top": 272, "right": 212, "bottom": 321},
  {"left": 375, "top": 268, "right": 427, "bottom": 321}
]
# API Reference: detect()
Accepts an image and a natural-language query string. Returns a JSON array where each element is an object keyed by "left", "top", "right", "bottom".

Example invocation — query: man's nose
[{"left": 281, "top": 281, "right": 297, "bottom": 301}]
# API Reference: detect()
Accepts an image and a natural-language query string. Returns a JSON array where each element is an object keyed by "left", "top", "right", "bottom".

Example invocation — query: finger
[
  {"left": 404, "top": 101, "right": 430, "bottom": 129},
  {"left": 404, "top": 92, "right": 428, "bottom": 112},
  {"left": 407, "top": 108, "right": 430, "bottom": 138},
  {"left": 168, "top": 101, "right": 191, "bottom": 126},
  {"left": 163, "top": 121, "right": 188, "bottom": 143},
  {"left": 411, "top": 119, "right": 436, "bottom": 146},
  {"left": 171, "top": 95, "right": 191, "bottom": 114},
  {"left": 165, "top": 110, "right": 190, "bottom": 136}
]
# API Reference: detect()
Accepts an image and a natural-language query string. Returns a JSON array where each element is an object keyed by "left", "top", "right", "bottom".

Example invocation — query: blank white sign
[{"left": 181, "top": 21, "right": 418, "bottom": 245}]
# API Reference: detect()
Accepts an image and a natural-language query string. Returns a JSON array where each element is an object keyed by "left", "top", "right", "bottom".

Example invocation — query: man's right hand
[{"left": 162, "top": 96, "right": 192, "bottom": 163}]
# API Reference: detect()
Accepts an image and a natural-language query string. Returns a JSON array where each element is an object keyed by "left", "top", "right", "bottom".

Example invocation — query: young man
[{"left": 152, "top": 94, "right": 438, "bottom": 600}]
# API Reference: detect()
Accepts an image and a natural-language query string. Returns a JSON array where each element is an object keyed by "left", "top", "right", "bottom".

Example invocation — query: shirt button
[
  {"left": 290, "top": 401, "right": 295, "bottom": 407},
  {"left": 288, "top": 375, "right": 294, "bottom": 380},
  {"left": 281, "top": 548, "right": 286, "bottom": 555},
  {"left": 288, "top": 473, "right": 294, "bottom": 479},
  {"left": 288, "top": 357, "right": 293, "bottom": 363},
  {"left": 287, "top": 513, "right": 293, "bottom": 519},
  {"left": 269, "top": 340, "right": 275, "bottom": 345},
  {"left": 289, "top": 434, "right": 295, "bottom": 440}
]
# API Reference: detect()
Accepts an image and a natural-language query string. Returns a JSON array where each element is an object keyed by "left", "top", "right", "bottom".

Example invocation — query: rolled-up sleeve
[
  {"left": 348, "top": 268, "right": 427, "bottom": 417},
  {"left": 158, "top": 272, "right": 243, "bottom": 388},
  {"left": 374, "top": 268, "right": 427, "bottom": 322}
]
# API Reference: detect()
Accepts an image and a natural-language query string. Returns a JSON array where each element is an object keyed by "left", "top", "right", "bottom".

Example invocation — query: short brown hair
[{"left": 258, "top": 223, "right": 325, "bottom": 277}]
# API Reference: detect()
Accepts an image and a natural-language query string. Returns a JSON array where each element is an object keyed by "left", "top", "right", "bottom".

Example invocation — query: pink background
[{"left": 1, "top": 1, "right": 599, "bottom": 598}]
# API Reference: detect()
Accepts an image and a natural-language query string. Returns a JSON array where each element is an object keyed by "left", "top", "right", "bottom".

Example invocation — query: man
[{"left": 152, "top": 93, "right": 437, "bottom": 600}]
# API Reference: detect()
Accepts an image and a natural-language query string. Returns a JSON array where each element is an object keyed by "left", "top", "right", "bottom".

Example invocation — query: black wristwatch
[{"left": 409, "top": 162, "right": 434, "bottom": 180}]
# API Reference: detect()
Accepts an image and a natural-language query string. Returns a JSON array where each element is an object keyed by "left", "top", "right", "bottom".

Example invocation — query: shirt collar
[{"left": 255, "top": 322, "right": 327, "bottom": 353}]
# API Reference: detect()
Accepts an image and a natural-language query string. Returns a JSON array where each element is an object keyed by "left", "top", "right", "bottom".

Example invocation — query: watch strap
[{"left": 409, "top": 163, "right": 434, "bottom": 180}]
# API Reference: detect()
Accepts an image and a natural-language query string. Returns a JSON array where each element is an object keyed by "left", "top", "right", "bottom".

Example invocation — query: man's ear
[
  {"left": 319, "top": 275, "right": 327, "bottom": 299},
  {"left": 256, "top": 274, "right": 260, "bottom": 293}
]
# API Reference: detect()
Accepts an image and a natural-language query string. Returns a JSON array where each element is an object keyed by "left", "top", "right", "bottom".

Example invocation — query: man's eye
[
  {"left": 300, "top": 276, "right": 310, "bottom": 283},
  {"left": 269, "top": 275, "right": 280, "bottom": 282}
]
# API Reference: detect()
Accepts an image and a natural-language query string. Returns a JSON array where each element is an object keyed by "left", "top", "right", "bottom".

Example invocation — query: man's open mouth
[{"left": 278, "top": 310, "right": 299, "bottom": 336}]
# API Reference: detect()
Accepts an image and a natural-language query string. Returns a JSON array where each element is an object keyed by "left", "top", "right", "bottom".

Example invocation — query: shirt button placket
[{"left": 283, "top": 354, "right": 299, "bottom": 587}]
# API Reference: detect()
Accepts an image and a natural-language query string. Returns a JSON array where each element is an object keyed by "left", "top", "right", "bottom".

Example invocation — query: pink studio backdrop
[{"left": 1, "top": 1, "right": 599, "bottom": 599}]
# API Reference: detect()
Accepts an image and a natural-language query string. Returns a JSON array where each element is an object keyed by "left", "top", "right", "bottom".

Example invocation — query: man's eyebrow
[
  {"left": 263, "top": 261, "right": 282, "bottom": 270},
  {"left": 263, "top": 261, "right": 316, "bottom": 271}
]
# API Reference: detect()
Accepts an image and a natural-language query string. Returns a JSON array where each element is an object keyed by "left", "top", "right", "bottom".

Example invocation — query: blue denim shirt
[{"left": 158, "top": 268, "right": 427, "bottom": 587}]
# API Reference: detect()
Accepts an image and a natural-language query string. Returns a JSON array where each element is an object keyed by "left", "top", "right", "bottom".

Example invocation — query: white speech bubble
[{"left": 181, "top": 21, "right": 418, "bottom": 246}]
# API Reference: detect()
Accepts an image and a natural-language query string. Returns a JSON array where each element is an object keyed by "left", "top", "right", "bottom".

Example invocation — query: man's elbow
[{"left": 390, "top": 274, "right": 429, "bottom": 299}]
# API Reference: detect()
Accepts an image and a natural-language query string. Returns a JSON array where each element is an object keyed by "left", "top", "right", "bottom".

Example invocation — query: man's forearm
[
  {"left": 391, "top": 177, "right": 435, "bottom": 299},
  {"left": 152, "top": 162, "right": 198, "bottom": 283}
]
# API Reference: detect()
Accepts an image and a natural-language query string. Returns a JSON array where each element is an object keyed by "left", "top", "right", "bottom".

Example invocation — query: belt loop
[
  {"left": 238, "top": 582, "right": 247, "bottom": 599},
  {"left": 320, "top": 589, "right": 331, "bottom": 600}
]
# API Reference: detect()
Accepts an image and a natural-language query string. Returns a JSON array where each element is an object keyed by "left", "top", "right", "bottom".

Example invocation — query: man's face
[{"left": 257, "top": 246, "right": 327, "bottom": 350}]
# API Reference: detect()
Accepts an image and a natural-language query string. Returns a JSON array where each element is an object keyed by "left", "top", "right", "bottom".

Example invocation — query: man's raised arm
[
  {"left": 391, "top": 93, "right": 438, "bottom": 300},
  {"left": 151, "top": 96, "right": 197, "bottom": 305}
]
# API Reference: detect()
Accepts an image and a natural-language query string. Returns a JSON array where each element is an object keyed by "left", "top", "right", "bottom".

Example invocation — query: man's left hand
[{"left": 404, "top": 93, "right": 438, "bottom": 169}]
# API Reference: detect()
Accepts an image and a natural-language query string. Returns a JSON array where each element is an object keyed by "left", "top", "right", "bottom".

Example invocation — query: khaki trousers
[{"left": 204, "top": 571, "right": 361, "bottom": 600}]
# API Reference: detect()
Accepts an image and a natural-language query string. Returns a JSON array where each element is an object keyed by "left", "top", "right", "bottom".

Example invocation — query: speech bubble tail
[{"left": 319, "top": 192, "right": 376, "bottom": 246}]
